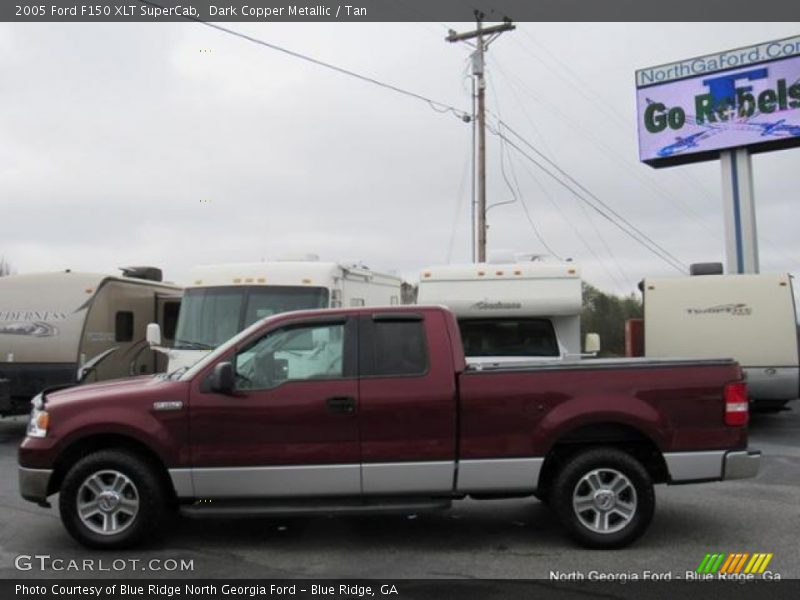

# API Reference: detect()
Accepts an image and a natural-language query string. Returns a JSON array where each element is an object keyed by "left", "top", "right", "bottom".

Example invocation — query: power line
[
  {"left": 492, "top": 56, "right": 724, "bottom": 242},
  {"left": 487, "top": 77, "right": 564, "bottom": 261},
  {"left": 508, "top": 149, "right": 628, "bottom": 288},
  {"left": 488, "top": 123, "right": 687, "bottom": 273},
  {"left": 483, "top": 87, "right": 633, "bottom": 289},
  {"left": 138, "top": 1, "right": 470, "bottom": 122},
  {"left": 447, "top": 148, "right": 472, "bottom": 264},
  {"left": 484, "top": 64, "right": 631, "bottom": 286},
  {"left": 495, "top": 119, "right": 687, "bottom": 271}
]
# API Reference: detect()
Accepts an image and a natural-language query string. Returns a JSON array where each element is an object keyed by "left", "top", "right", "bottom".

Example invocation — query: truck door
[
  {"left": 357, "top": 311, "right": 458, "bottom": 495},
  {"left": 188, "top": 316, "right": 361, "bottom": 498}
]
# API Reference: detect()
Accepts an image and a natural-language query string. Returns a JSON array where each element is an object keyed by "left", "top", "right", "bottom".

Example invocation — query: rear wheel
[
  {"left": 550, "top": 447, "right": 654, "bottom": 549},
  {"left": 59, "top": 449, "right": 166, "bottom": 549}
]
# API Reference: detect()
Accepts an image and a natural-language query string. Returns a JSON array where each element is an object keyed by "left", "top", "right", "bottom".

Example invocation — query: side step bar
[{"left": 179, "top": 498, "right": 452, "bottom": 519}]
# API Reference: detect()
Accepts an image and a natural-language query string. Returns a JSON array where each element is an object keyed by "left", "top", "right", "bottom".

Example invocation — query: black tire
[
  {"left": 59, "top": 449, "right": 166, "bottom": 549},
  {"left": 550, "top": 447, "right": 654, "bottom": 549},
  {"left": 533, "top": 489, "right": 550, "bottom": 505}
]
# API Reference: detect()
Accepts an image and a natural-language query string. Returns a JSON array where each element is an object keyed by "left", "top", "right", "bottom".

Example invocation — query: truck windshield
[
  {"left": 173, "top": 285, "right": 329, "bottom": 349},
  {"left": 459, "top": 318, "right": 560, "bottom": 357}
]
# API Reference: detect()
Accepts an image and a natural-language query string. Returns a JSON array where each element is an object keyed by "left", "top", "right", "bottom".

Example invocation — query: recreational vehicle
[
  {"left": 149, "top": 258, "right": 403, "bottom": 371},
  {"left": 417, "top": 260, "right": 592, "bottom": 364},
  {"left": 632, "top": 267, "right": 799, "bottom": 409},
  {"left": 0, "top": 268, "right": 182, "bottom": 415}
]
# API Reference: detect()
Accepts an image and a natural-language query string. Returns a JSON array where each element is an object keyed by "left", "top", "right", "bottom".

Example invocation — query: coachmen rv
[{"left": 417, "top": 260, "right": 596, "bottom": 365}]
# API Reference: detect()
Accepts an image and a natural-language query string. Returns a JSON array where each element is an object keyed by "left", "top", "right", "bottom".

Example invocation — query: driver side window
[{"left": 234, "top": 323, "right": 345, "bottom": 390}]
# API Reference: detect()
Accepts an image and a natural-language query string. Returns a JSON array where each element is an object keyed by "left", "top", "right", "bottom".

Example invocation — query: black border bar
[{"left": 4, "top": 1, "right": 800, "bottom": 22}]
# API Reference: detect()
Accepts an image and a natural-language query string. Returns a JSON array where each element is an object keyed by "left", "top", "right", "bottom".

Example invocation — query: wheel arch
[
  {"left": 48, "top": 433, "right": 176, "bottom": 503},
  {"left": 537, "top": 422, "right": 668, "bottom": 496}
]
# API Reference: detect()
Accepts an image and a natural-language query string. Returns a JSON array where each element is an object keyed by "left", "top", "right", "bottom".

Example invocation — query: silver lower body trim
[
  {"left": 664, "top": 451, "right": 725, "bottom": 482},
  {"left": 188, "top": 464, "right": 361, "bottom": 498},
  {"left": 664, "top": 449, "right": 761, "bottom": 482},
  {"left": 169, "top": 468, "right": 194, "bottom": 498},
  {"left": 362, "top": 461, "right": 454, "bottom": 495},
  {"left": 457, "top": 458, "right": 543, "bottom": 493},
  {"left": 19, "top": 466, "right": 53, "bottom": 503}
]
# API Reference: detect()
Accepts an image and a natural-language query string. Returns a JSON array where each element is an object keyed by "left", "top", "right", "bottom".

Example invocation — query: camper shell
[
  {"left": 417, "top": 261, "right": 583, "bottom": 363},
  {"left": 0, "top": 269, "right": 182, "bottom": 415},
  {"left": 636, "top": 270, "right": 799, "bottom": 408},
  {"left": 157, "top": 259, "right": 403, "bottom": 372}
]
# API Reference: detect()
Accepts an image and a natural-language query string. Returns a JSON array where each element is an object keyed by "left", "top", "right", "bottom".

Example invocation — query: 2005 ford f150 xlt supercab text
[{"left": 19, "top": 306, "right": 760, "bottom": 549}]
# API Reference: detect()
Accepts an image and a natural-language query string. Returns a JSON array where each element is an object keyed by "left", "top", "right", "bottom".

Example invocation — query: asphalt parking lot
[{"left": 1, "top": 404, "right": 798, "bottom": 580}]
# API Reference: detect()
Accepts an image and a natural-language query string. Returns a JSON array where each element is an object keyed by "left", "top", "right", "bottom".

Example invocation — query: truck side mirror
[
  {"left": 584, "top": 333, "right": 601, "bottom": 355},
  {"left": 146, "top": 323, "right": 162, "bottom": 347},
  {"left": 210, "top": 362, "right": 235, "bottom": 394}
]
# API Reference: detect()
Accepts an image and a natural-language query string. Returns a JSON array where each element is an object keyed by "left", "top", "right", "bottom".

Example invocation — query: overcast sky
[{"left": 1, "top": 21, "right": 798, "bottom": 294}]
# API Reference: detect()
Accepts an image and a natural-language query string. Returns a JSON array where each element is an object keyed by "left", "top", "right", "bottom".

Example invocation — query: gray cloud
[{"left": 1, "top": 22, "right": 798, "bottom": 293}]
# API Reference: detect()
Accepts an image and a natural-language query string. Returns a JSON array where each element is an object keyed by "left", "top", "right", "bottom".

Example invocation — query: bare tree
[{"left": 0, "top": 256, "right": 14, "bottom": 277}]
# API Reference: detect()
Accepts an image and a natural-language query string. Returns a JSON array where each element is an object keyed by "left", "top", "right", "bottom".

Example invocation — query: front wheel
[
  {"left": 59, "top": 449, "right": 166, "bottom": 549},
  {"left": 550, "top": 447, "right": 654, "bottom": 549}
]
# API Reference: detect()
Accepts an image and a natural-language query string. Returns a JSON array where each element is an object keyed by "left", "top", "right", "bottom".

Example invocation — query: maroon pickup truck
[{"left": 19, "top": 306, "right": 760, "bottom": 550}]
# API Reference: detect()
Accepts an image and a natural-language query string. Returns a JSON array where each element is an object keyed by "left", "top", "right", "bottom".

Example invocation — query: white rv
[
  {"left": 0, "top": 268, "right": 182, "bottom": 415},
  {"left": 151, "top": 259, "right": 402, "bottom": 371},
  {"left": 417, "top": 261, "right": 586, "bottom": 364},
  {"left": 639, "top": 269, "right": 799, "bottom": 409}
]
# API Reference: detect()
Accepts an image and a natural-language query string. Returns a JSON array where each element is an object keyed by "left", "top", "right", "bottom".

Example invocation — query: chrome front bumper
[
  {"left": 723, "top": 449, "right": 761, "bottom": 480},
  {"left": 19, "top": 466, "right": 53, "bottom": 504}
]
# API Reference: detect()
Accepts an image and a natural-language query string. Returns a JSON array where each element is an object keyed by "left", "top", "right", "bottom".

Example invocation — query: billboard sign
[{"left": 636, "top": 35, "right": 800, "bottom": 167}]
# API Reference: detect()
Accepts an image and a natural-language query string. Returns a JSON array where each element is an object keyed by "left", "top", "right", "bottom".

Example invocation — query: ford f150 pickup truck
[{"left": 19, "top": 306, "right": 760, "bottom": 550}]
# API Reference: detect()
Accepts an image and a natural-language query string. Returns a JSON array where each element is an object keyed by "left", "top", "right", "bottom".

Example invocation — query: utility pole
[{"left": 447, "top": 13, "right": 515, "bottom": 263}]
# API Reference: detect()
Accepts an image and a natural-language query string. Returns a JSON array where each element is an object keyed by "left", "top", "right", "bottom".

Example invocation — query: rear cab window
[{"left": 360, "top": 315, "right": 429, "bottom": 377}]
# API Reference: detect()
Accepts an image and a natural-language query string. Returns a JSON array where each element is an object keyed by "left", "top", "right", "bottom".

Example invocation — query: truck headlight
[{"left": 27, "top": 395, "right": 49, "bottom": 438}]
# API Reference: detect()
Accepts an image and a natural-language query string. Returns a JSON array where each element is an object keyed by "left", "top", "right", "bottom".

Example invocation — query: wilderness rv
[
  {"left": 631, "top": 265, "right": 799, "bottom": 410},
  {"left": 417, "top": 260, "right": 596, "bottom": 364},
  {"left": 0, "top": 268, "right": 182, "bottom": 416},
  {"left": 149, "top": 258, "right": 402, "bottom": 371}
]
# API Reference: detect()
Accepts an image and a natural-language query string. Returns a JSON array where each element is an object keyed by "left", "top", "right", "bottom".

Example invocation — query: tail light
[{"left": 724, "top": 381, "right": 749, "bottom": 427}]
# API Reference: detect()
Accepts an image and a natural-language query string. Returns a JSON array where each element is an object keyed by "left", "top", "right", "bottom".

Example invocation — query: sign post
[{"left": 720, "top": 148, "right": 759, "bottom": 274}]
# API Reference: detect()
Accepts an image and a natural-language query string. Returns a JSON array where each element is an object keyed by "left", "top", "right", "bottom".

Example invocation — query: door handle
[{"left": 326, "top": 396, "right": 356, "bottom": 414}]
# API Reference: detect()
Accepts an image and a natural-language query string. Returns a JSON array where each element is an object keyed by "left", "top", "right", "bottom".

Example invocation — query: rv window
[
  {"left": 162, "top": 301, "right": 180, "bottom": 340},
  {"left": 115, "top": 311, "right": 134, "bottom": 342},
  {"left": 367, "top": 320, "right": 428, "bottom": 377},
  {"left": 350, "top": 298, "right": 365, "bottom": 307},
  {"left": 174, "top": 288, "right": 243, "bottom": 349},
  {"left": 244, "top": 286, "right": 329, "bottom": 328},
  {"left": 459, "top": 319, "right": 559, "bottom": 357}
]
